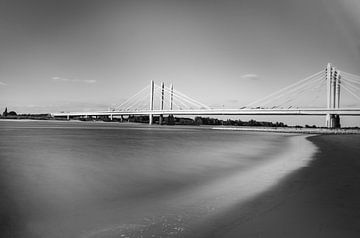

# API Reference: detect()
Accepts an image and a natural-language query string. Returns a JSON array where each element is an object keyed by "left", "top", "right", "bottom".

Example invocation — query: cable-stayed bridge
[{"left": 52, "top": 63, "right": 360, "bottom": 128}]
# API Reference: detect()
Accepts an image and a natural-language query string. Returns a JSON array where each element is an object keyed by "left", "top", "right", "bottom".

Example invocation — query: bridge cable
[
  {"left": 123, "top": 90, "right": 150, "bottom": 111},
  {"left": 274, "top": 80, "right": 325, "bottom": 108},
  {"left": 276, "top": 77, "right": 326, "bottom": 108},
  {"left": 153, "top": 85, "right": 190, "bottom": 110},
  {"left": 154, "top": 85, "right": 191, "bottom": 109},
  {"left": 340, "top": 84, "right": 360, "bottom": 101},
  {"left": 257, "top": 74, "right": 325, "bottom": 107},
  {"left": 262, "top": 74, "right": 325, "bottom": 106},
  {"left": 246, "top": 70, "right": 324, "bottom": 107},
  {"left": 170, "top": 88, "right": 211, "bottom": 109},
  {"left": 117, "top": 85, "right": 150, "bottom": 110},
  {"left": 341, "top": 75, "right": 360, "bottom": 85},
  {"left": 161, "top": 85, "right": 210, "bottom": 109},
  {"left": 264, "top": 74, "right": 325, "bottom": 105},
  {"left": 341, "top": 78, "right": 360, "bottom": 92},
  {"left": 155, "top": 85, "right": 207, "bottom": 110},
  {"left": 341, "top": 71, "right": 360, "bottom": 79}
]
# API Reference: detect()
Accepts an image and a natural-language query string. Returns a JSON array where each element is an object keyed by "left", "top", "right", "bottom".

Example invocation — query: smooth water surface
[{"left": 0, "top": 121, "right": 295, "bottom": 237}]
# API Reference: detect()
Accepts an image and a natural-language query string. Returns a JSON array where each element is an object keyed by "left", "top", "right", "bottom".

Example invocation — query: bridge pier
[
  {"left": 325, "top": 115, "right": 341, "bottom": 128},
  {"left": 326, "top": 114, "right": 341, "bottom": 128},
  {"left": 334, "top": 115, "right": 340, "bottom": 128}
]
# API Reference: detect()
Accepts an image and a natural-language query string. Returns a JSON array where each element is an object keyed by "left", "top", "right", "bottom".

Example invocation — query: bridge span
[
  {"left": 52, "top": 108, "right": 360, "bottom": 118},
  {"left": 52, "top": 63, "right": 360, "bottom": 128}
]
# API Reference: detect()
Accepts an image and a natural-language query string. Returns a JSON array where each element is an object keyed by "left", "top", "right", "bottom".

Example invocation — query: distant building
[
  {"left": 2, "top": 107, "right": 8, "bottom": 117},
  {"left": 2, "top": 107, "right": 17, "bottom": 117},
  {"left": 8, "top": 111, "right": 17, "bottom": 116}
]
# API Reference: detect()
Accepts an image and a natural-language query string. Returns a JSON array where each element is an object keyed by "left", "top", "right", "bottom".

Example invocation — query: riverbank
[
  {"left": 203, "top": 134, "right": 360, "bottom": 237},
  {"left": 212, "top": 126, "right": 360, "bottom": 134}
]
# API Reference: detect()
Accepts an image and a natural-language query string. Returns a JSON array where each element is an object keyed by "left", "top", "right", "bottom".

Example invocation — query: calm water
[{"left": 0, "top": 121, "right": 300, "bottom": 238}]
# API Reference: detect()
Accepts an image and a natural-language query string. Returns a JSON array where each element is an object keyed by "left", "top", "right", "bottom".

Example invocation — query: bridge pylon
[
  {"left": 159, "top": 82, "right": 165, "bottom": 125},
  {"left": 325, "top": 63, "right": 341, "bottom": 128},
  {"left": 149, "top": 80, "right": 154, "bottom": 125}
]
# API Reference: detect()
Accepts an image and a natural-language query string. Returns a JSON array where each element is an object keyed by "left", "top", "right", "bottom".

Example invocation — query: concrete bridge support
[{"left": 326, "top": 114, "right": 339, "bottom": 128}]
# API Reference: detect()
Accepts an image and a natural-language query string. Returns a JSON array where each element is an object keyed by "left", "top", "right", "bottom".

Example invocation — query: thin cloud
[
  {"left": 241, "top": 74, "right": 260, "bottom": 81},
  {"left": 52, "top": 77, "right": 96, "bottom": 84},
  {"left": 0, "top": 81, "right": 7, "bottom": 86},
  {"left": 82, "top": 79, "right": 97, "bottom": 84},
  {"left": 227, "top": 99, "right": 239, "bottom": 104}
]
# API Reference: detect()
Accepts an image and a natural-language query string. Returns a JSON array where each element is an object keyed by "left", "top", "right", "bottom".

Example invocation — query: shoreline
[
  {"left": 204, "top": 134, "right": 360, "bottom": 237},
  {"left": 212, "top": 126, "right": 360, "bottom": 134}
]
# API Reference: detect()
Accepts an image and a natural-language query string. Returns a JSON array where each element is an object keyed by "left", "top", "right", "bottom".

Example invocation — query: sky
[{"left": 0, "top": 0, "right": 359, "bottom": 126}]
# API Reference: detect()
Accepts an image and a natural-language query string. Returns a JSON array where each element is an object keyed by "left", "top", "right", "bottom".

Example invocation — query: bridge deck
[{"left": 52, "top": 108, "right": 360, "bottom": 117}]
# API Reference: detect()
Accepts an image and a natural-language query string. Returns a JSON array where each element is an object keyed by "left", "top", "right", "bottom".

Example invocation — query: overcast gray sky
[{"left": 0, "top": 0, "right": 359, "bottom": 124}]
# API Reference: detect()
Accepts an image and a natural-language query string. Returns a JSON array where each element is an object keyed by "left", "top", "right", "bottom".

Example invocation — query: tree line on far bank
[
  {"left": 85, "top": 115, "right": 289, "bottom": 127},
  {"left": 1, "top": 107, "right": 52, "bottom": 120},
  {"left": 194, "top": 117, "right": 287, "bottom": 127}
]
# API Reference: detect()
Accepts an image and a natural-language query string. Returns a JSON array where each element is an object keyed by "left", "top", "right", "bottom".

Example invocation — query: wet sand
[
  {"left": 213, "top": 126, "right": 360, "bottom": 134},
  {"left": 202, "top": 134, "right": 360, "bottom": 238}
]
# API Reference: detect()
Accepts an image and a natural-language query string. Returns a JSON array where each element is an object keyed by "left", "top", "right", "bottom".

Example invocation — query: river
[{"left": 0, "top": 120, "right": 315, "bottom": 238}]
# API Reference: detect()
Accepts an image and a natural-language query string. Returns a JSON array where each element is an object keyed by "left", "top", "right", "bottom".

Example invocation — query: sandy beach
[{"left": 199, "top": 134, "right": 360, "bottom": 238}]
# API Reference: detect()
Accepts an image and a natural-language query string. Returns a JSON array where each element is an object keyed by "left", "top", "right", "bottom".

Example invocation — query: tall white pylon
[
  {"left": 159, "top": 82, "right": 165, "bottom": 125},
  {"left": 335, "top": 71, "right": 341, "bottom": 109},
  {"left": 149, "top": 80, "right": 154, "bottom": 125},
  {"left": 170, "top": 83, "right": 173, "bottom": 110},
  {"left": 325, "top": 63, "right": 341, "bottom": 128}
]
